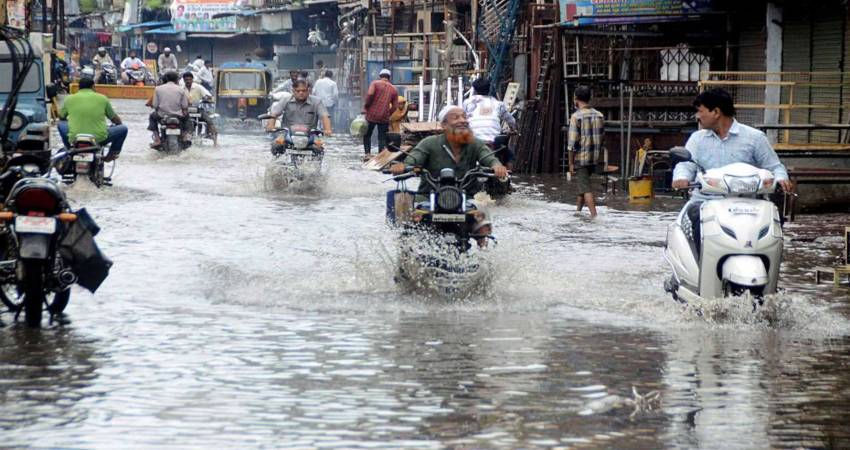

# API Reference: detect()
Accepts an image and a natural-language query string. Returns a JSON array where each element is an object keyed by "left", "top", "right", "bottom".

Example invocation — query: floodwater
[{"left": 1, "top": 100, "right": 849, "bottom": 449}]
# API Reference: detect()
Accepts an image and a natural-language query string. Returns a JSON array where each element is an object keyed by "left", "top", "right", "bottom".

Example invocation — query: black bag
[{"left": 59, "top": 208, "right": 113, "bottom": 293}]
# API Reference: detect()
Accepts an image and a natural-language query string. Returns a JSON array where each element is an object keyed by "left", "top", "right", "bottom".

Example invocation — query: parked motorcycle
[
  {"left": 663, "top": 147, "right": 783, "bottom": 308},
  {"left": 0, "top": 149, "right": 111, "bottom": 327},
  {"left": 388, "top": 165, "right": 496, "bottom": 297},
  {"left": 259, "top": 114, "right": 324, "bottom": 190},
  {"left": 61, "top": 134, "right": 112, "bottom": 188},
  {"left": 156, "top": 115, "right": 190, "bottom": 153}
]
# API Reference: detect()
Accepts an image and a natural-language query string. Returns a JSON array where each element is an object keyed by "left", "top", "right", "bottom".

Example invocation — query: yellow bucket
[{"left": 629, "top": 178, "right": 653, "bottom": 200}]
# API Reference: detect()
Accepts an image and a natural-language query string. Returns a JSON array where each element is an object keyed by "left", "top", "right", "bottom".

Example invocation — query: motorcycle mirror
[{"left": 669, "top": 146, "right": 692, "bottom": 162}]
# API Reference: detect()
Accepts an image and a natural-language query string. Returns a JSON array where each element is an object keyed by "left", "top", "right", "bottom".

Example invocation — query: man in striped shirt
[{"left": 567, "top": 86, "right": 605, "bottom": 218}]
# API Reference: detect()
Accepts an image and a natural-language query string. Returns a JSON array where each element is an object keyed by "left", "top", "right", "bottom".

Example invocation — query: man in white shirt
[
  {"left": 120, "top": 49, "right": 145, "bottom": 84},
  {"left": 463, "top": 77, "right": 518, "bottom": 168},
  {"left": 196, "top": 59, "right": 214, "bottom": 91},
  {"left": 182, "top": 71, "right": 217, "bottom": 143},
  {"left": 312, "top": 70, "right": 338, "bottom": 127}
]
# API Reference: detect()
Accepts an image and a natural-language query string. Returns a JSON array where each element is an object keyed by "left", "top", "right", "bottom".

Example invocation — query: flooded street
[{"left": 1, "top": 100, "right": 849, "bottom": 449}]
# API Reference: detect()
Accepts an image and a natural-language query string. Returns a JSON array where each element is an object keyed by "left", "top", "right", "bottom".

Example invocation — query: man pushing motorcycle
[{"left": 671, "top": 88, "right": 792, "bottom": 246}]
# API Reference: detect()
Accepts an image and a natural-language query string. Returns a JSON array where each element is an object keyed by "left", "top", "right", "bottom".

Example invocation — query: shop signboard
[
  {"left": 170, "top": 0, "right": 239, "bottom": 32},
  {"left": 560, "top": 0, "right": 713, "bottom": 26}
]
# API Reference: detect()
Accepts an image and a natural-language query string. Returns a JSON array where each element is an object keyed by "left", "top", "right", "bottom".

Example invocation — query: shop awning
[
  {"left": 117, "top": 20, "right": 171, "bottom": 32},
  {"left": 144, "top": 27, "right": 182, "bottom": 35},
  {"left": 185, "top": 33, "right": 240, "bottom": 38}
]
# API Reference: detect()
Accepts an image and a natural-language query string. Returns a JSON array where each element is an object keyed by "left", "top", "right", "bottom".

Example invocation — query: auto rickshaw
[{"left": 215, "top": 62, "right": 272, "bottom": 120}]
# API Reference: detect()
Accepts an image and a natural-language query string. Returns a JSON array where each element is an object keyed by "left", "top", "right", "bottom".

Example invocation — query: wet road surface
[{"left": 1, "top": 100, "right": 849, "bottom": 449}]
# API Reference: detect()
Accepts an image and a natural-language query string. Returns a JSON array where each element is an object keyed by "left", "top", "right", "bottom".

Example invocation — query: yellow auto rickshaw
[{"left": 215, "top": 62, "right": 272, "bottom": 120}]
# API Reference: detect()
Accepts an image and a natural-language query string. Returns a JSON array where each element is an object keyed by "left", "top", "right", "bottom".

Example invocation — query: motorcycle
[
  {"left": 96, "top": 63, "right": 117, "bottom": 85},
  {"left": 388, "top": 165, "right": 497, "bottom": 297},
  {"left": 188, "top": 100, "right": 218, "bottom": 146},
  {"left": 61, "top": 134, "right": 112, "bottom": 188},
  {"left": 663, "top": 147, "right": 783, "bottom": 308},
  {"left": 259, "top": 114, "right": 324, "bottom": 190},
  {"left": 156, "top": 115, "right": 190, "bottom": 153},
  {"left": 0, "top": 149, "right": 111, "bottom": 327},
  {"left": 125, "top": 64, "right": 155, "bottom": 86},
  {"left": 483, "top": 134, "right": 513, "bottom": 199}
]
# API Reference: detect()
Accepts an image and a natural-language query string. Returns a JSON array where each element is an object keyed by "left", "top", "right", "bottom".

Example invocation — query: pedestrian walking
[
  {"left": 312, "top": 70, "right": 339, "bottom": 127},
  {"left": 362, "top": 68, "right": 398, "bottom": 161},
  {"left": 567, "top": 86, "right": 605, "bottom": 218}
]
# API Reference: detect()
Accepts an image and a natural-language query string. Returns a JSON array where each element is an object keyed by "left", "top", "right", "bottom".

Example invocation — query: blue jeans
[{"left": 57, "top": 121, "right": 128, "bottom": 156}]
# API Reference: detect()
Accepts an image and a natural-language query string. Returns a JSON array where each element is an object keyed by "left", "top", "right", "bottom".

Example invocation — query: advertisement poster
[
  {"left": 560, "top": 0, "right": 713, "bottom": 26},
  {"left": 6, "top": 0, "right": 27, "bottom": 30},
  {"left": 170, "top": 0, "right": 239, "bottom": 32}
]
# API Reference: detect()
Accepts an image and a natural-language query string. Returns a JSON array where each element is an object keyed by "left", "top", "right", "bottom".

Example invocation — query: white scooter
[{"left": 663, "top": 147, "right": 783, "bottom": 305}]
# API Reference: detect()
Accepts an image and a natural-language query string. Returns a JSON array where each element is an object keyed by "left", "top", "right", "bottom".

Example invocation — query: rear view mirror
[{"left": 669, "top": 146, "right": 692, "bottom": 162}]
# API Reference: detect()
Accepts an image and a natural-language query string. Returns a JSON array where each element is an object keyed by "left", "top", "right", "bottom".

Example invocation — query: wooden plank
[
  {"left": 774, "top": 143, "right": 850, "bottom": 151},
  {"left": 756, "top": 123, "right": 850, "bottom": 130},
  {"left": 401, "top": 122, "right": 442, "bottom": 133}
]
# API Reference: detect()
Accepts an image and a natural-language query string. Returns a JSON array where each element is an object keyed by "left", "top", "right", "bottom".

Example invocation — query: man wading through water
[
  {"left": 567, "top": 86, "right": 605, "bottom": 218},
  {"left": 362, "top": 68, "right": 398, "bottom": 161}
]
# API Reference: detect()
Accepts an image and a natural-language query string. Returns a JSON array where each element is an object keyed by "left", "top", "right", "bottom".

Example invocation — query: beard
[{"left": 445, "top": 126, "right": 475, "bottom": 145}]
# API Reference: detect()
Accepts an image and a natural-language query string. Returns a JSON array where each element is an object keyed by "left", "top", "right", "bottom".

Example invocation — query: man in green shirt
[
  {"left": 58, "top": 77, "right": 127, "bottom": 161},
  {"left": 389, "top": 105, "right": 508, "bottom": 194}
]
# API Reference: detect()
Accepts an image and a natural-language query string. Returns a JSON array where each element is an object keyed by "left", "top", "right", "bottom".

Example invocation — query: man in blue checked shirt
[{"left": 672, "top": 88, "right": 792, "bottom": 244}]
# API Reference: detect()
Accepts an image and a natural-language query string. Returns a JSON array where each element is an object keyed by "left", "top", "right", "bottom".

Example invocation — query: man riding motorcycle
[
  {"left": 57, "top": 77, "right": 127, "bottom": 161},
  {"left": 462, "top": 77, "right": 518, "bottom": 169},
  {"left": 92, "top": 47, "right": 115, "bottom": 84},
  {"left": 146, "top": 70, "right": 190, "bottom": 148},
  {"left": 671, "top": 88, "right": 792, "bottom": 249},
  {"left": 120, "top": 49, "right": 145, "bottom": 84},
  {"left": 195, "top": 59, "right": 214, "bottom": 91},
  {"left": 389, "top": 106, "right": 509, "bottom": 242},
  {"left": 157, "top": 47, "right": 179, "bottom": 78},
  {"left": 266, "top": 79, "right": 332, "bottom": 136},
  {"left": 182, "top": 71, "right": 218, "bottom": 144}
]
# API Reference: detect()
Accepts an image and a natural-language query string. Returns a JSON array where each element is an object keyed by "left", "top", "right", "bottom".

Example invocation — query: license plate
[
  {"left": 729, "top": 205, "right": 758, "bottom": 215},
  {"left": 189, "top": 113, "right": 201, "bottom": 118},
  {"left": 248, "top": 98, "right": 258, "bottom": 105},
  {"left": 73, "top": 153, "right": 95, "bottom": 162},
  {"left": 431, "top": 214, "right": 466, "bottom": 223},
  {"left": 75, "top": 162, "right": 91, "bottom": 173},
  {"left": 165, "top": 128, "right": 181, "bottom": 135},
  {"left": 15, "top": 216, "right": 56, "bottom": 234}
]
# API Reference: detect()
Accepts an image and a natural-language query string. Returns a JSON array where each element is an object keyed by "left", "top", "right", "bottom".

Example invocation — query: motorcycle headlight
[
  {"left": 723, "top": 175, "right": 760, "bottom": 194},
  {"left": 292, "top": 135, "right": 309, "bottom": 149},
  {"left": 9, "top": 113, "right": 25, "bottom": 131}
]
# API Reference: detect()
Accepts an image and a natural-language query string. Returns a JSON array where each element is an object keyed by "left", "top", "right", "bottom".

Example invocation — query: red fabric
[{"left": 364, "top": 79, "right": 398, "bottom": 124}]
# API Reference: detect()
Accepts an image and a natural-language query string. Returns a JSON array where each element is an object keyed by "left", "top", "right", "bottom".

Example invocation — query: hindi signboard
[
  {"left": 170, "top": 0, "right": 239, "bottom": 32},
  {"left": 560, "top": 0, "right": 713, "bottom": 26}
]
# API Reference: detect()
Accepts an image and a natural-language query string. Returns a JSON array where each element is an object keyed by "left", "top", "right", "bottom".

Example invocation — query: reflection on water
[{"left": 1, "top": 100, "right": 849, "bottom": 448}]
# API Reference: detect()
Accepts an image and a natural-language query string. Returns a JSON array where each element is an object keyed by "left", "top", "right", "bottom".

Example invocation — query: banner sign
[
  {"left": 170, "top": 0, "right": 239, "bottom": 32},
  {"left": 560, "top": 0, "right": 713, "bottom": 26},
  {"left": 6, "top": 0, "right": 27, "bottom": 30}
]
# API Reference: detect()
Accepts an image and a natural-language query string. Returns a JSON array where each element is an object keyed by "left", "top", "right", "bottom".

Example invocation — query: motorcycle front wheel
[{"left": 0, "top": 266, "right": 71, "bottom": 327}]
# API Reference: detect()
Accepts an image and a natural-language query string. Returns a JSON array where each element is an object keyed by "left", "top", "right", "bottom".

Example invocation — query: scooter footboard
[{"left": 721, "top": 255, "right": 768, "bottom": 287}]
